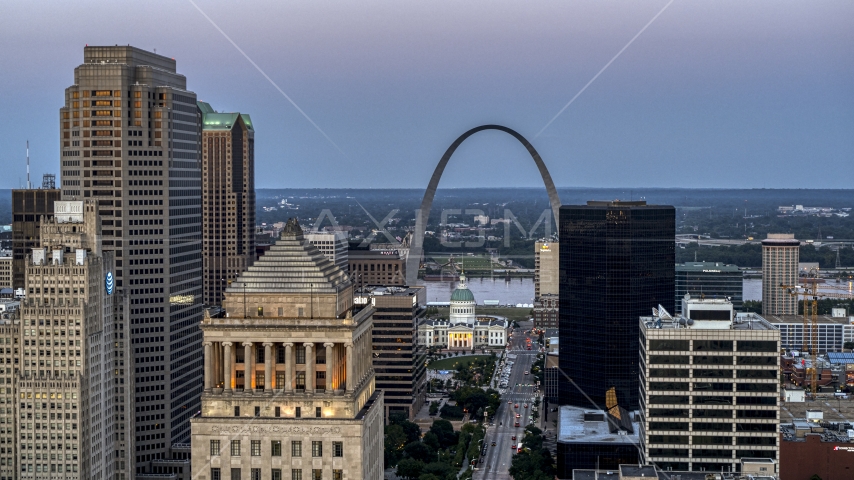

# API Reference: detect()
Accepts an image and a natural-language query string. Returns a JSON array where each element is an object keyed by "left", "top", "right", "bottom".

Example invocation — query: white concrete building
[
  {"left": 418, "top": 275, "right": 507, "bottom": 349},
  {"left": 305, "top": 231, "right": 349, "bottom": 272}
]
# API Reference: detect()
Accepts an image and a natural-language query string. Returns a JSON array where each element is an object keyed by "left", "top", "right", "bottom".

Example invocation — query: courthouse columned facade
[{"left": 191, "top": 219, "right": 383, "bottom": 480}]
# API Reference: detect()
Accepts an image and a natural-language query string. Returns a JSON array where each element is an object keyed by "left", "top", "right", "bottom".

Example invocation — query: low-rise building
[
  {"left": 780, "top": 414, "right": 854, "bottom": 480},
  {"left": 639, "top": 297, "right": 780, "bottom": 473},
  {"left": 765, "top": 311, "right": 854, "bottom": 354},
  {"left": 556, "top": 402, "right": 640, "bottom": 478}
]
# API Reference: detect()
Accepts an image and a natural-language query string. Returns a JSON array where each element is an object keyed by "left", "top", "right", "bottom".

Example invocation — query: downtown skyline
[{"left": 1, "top": 0, "right": 852, "bottom": 191}]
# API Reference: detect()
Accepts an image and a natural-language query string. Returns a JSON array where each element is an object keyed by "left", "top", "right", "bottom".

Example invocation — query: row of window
[
  {"left": 211, "top": 468, "right": 342, "bottom": 480},
  {"left": 211, "top": 440, "right": 343, "bottom": 458}
]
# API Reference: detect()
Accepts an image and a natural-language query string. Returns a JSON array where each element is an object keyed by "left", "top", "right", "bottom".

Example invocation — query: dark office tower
[
  {"left": 59, "top": 46, "right": 203, "bottom": 473},
  {"left": 558, "top": 201, "right": 674, "bottom": 410},
  {"left": 198, "top": 101, "right": 256, "bottom": 306},
  {"left": 11, "top": 187, "right": 60, "bottom": 289}
]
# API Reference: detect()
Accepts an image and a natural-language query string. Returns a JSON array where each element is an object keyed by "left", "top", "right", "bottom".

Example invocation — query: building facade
[
  {"left": 0, "top": 256, "right": 11, "bottom": 289},
  {"left": 675, "top": 262, "right": 743, "bottom": 313},
  {"left": 764, "top": 312, "right": 854, "bottom": 354},
  {"left": 190, "top": 218, "right": 384, "bottom": 480},
  {"left": 199, "top": 101, "right": 256, "bottom": 306},
  {"left": 639, "top": 299, "right": 780, "bottom": 473},
  {"left": 532, "top": 294, "right": 558, "bottom": 330},
  {"left": 59, "top": 46, "right": 204, "bottom": 470},
  {"left": 8, "top": 200, "right": 134, "bottom": 479},
  {"left": 559, "top": 201, "right": 675, "bottom": 410},
  {"left": 417, "top": 276, "right": 507, "bottom": 350},
  {"left": 534, "top": 240, "right": 558, "bottom": 300},
  {"left": 11, "top": 188, "right": 61, "bottom": 289},
  {"left": 356, "top": 286, "right": 427, "bottom": 420},
  {"left": 761, "top": 234, "right": 800, "bottom": 316},
  {"left": 347, "top": 247, "right": 405, "bottom": 286},
  {"left": 306, "top": 232, "right": 349, "bottom": 272}
]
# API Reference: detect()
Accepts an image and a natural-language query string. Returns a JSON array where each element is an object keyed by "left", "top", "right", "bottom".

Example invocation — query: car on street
[
  {"left": 515, "top": 421, "right": 520, "bottom": 427},
  {"left": 512, "top": 435, "right": 516, "bottom": 441},
  {"left": 524, "top": 371, "right": 529, "bottom": 375},
  {"left": 514, "top": 403, "right": 518, "bottom": 408},
  {"left": 491, "top": 441, "right": 496, "bottom": 446},
  {"left": 524, "top": 404, "right": 528, "bottom": 408},
  {"left": 515, "top": 413, "right": 520, "bottom": 418},
  {"left": 508, "top": 400, "right": 512, "bottom": 404}
]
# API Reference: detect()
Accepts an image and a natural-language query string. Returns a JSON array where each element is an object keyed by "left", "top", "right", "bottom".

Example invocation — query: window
[
  {"left": 313, "top": 469, "right": 323, "bottom": 480},
  {"left": 296, "top": 372, "right": 306, "bottom": 389},
  {"left": 231, "top": 440, "right": 241, "bottom": 456},
  {"left": 255, "top": 406, "right": 261, "bottom": 417},
  {"left": 273, "top": 470, "right": 283, "bottom": 480},
  {"left": 232, "top": 468, "right": 241, "bottom": 480},
  {"left": 295, "top": 407, "right": 301, "bottom": 418},
  {"left": 316, "top": 406, "right": 322, "bottom": 418},
  {"left": 693, "top": 340, "right": 733, "bottom": 351},
  {"left": 312, "top": 441, "right": 323, "bottom": 457},
  {"left": 296, "top": 346, "right": 306, "bottom": 364},
  {"left": 272, "top": 440, "right": 282, "bottom": 456},
  {"left": 333, "top": 470, "right": 343, "bottom": 480},
  {"left": 292, "top": 441, "right": 302, "bottom": 457},
  {"left": 737, "top": 341, "right": 777, "bottom": 352},
  {"left": 275, "top": 406, "right": 281, "bottom": 417},
  {"left": 251, "top": 440, "right": 261, "bottom": 456},
  {"left": 210, "top": 440, "right": 221, "bottom": 456},
  {"left": 292, "top": 469, "right": 303, "bottom": 480},
  {"left": 333, "top": 441, "right": 343, "bottom": 457},
  {"left": 211, "top": 468, "right": 221, "bottom": 480},
  {"left": 252, "top": 468, "right": 262, "bottom": 480},
  {"left": 234, "top": 406, "right": 240, "bottom": 417},
  {"left": 649, "top": 340, "right": 689, "bottom": 351}
]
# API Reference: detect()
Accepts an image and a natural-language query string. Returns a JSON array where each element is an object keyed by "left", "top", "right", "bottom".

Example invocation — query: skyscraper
[
  {"left": 675, "top": 262, "right": 743, "bottom": 313},
  {"left": 559, "top": 201, "right": 675, "bottom": 410},
  {"left": 762, "top": 234, "right": 800, "bottom": 316},
  {"left": 8, "top": 200, "right": 134, "bottom": 479},
  {"left": 59, "top": 46, "right": 203, "bottom": 471},
  {"left": 190, "top": 219, "right": 384, "bottom": 480},
  {"left": 11, "top": 186, "right": 61, "bottom": 289},
  {"left": 198, "top": 101, "right": 256, "bottom": 306},
  {"left": 534, "top": 239, "right": 559, "bottom": 299}
]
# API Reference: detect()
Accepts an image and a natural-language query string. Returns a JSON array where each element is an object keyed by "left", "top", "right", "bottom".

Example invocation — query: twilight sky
[{"left": 0, "top": 0, "right": 851, "bottom": 189}]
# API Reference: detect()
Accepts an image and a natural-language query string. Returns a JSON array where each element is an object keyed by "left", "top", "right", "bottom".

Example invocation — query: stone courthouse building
[{"left": 191, "top": 219, "right": 384, "bottom": 480}]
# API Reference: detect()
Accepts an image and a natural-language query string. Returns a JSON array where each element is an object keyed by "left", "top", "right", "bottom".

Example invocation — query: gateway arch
[{"left": 405, "top": 124, "right": 562, "bottom": 285}]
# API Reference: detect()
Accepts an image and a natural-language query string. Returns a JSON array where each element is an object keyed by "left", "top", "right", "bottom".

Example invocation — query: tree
[
  {"left": 385, "top": 424, "right": 408, "bottom": 467},
  {"left": 430, "top": 419, "right": 457, "bottom": 448},
  {"left": 419, "top": 474, "right": 441, "bottom": 480},
  {"left": 423, "top": 431, "right": 440, "bottom": 452},
  {"left": 396, "top": 458, "right": 425, "bottom": 480},
  {"left": 422, "top": 461, "right": 455, "bottom": 480},
  {"left": 429, "top": 401, "right": 439, "bottom": 416},
  {"left": 390, "top": 413, "right": 422, "bottom": 444},
  {"left": 405, "top": 441, "right": 436, "bottom": 463}
]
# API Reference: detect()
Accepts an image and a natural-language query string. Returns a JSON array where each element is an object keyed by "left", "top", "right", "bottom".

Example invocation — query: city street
[{"left": 474, "top": 327, "right": 541, "bottom": 480}]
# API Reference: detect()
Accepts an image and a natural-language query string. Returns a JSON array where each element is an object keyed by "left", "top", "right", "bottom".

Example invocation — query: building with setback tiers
[
  {"left": 59, "top": 46, "right": 204, "bottom": 469},
  {"left": 191, "top": 218, "right": 383, "bottom": 480},
  {"left": 199, "top": 101, "right": 256, "bottom": 306},
  {"left": 559, "top": 201, "right": 675, "bottom": 410},
  {"left": 5, "top": 200, "right": 133, "bottom": 479}
]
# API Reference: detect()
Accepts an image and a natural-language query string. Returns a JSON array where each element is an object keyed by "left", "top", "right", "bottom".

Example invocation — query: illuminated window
[{"left": 291, "top": 441, "right": 302, "bottom": 457}]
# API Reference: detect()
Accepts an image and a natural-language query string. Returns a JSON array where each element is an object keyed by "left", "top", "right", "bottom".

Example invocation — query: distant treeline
[{"left": 678, "top": 243, "right": 854, "bottom": 269}]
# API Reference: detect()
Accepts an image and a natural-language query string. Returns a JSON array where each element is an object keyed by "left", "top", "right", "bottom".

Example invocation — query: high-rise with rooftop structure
[
  {"left": 198, "top": 101, "right": 256, "bottom": 306},
  {"left": 559, "top": 201, "right": 675, "bottom": 411},
  {"left": 191, "top": 218, "right": 384, "bottom": 480},
  {"left": 639, "top": 297, "right": 780, "bottom": 473},
  {"left": 11, "top": 186, "right": 61, "bottom": 289},
  {"left": 762, "top": 234, "right": 800, "bottom": 316},
  {"left": 8, "top": 200, "right": 134, "bottom": 479},
  {"left": 675, "top": 262, "right": 743, "bottom": 313},
  {"left": 59, "top": 45, "right": 203, "bottom": 473}
]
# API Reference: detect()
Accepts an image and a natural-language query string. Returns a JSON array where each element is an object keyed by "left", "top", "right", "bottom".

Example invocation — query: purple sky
[{"left": 1, "top": 0, "right": 851, "bottom": 189}]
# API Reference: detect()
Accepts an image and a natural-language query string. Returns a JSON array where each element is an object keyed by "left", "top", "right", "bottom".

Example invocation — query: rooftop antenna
[{"left": 26, "top": 140, "right": 31, "bottom": 189}]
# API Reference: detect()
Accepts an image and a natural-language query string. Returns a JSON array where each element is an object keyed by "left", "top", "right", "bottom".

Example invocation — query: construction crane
[{"left": 781, "top": 267, "right": 854, "bottom": 397}]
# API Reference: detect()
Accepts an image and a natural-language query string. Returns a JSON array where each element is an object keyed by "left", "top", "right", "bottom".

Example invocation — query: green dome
[{"left": 451, "top": 287, "right": 475, "bottom": 302}]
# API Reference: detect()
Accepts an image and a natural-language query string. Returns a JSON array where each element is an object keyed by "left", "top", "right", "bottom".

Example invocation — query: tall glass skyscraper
[{"left": 558, "top": 201, "right": 675, "bottom": 410}]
